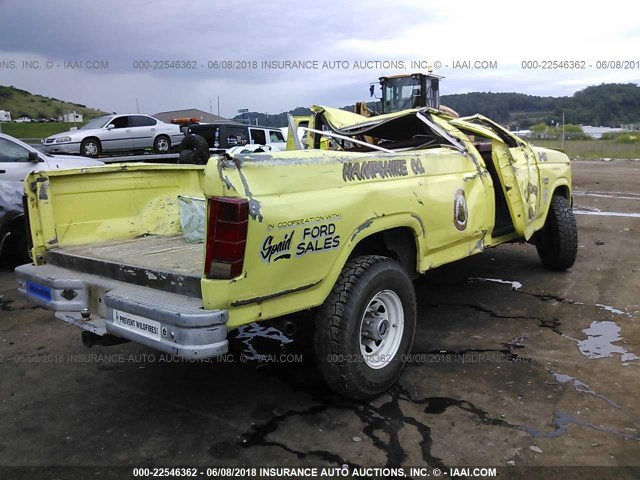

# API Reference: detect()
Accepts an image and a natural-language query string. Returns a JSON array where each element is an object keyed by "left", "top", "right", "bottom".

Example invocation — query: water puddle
[
  {"left": 468, "top": 278, "right": 631, "bottom": 318},
  {"left": 593, "top": 304, "right": 630, "bottom": 316},
  {"left": 231, "top": 322, "right": 294, "bottom": 361},
  {"left": 573, "top": 210, "right": 640, "bottom": 218},
  {"left": 405, "top": 389, "right": 640, "bottom": 442},
  {"left": 468, "top": 277, "right": 523, "bottom": 291},
  {"left": 573, "top": 190, "right": 640, "bottom": 201},
  {"left": 551, "top": 372, "right": 621, "bottom": 410},
  {"left": 576, "top": 320, "right": 639, "bottom": 365},
  {"left": 524, "top": 411, "right": 639, "bottom": 440}
]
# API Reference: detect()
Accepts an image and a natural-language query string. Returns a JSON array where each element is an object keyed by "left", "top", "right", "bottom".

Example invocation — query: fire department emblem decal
[{"left": 453, "top": 189, "right": 468, "bottom": 231}]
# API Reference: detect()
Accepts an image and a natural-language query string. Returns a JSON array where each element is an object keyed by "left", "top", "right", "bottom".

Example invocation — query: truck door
[
  {"left": 452, "top": 116, "right": 540, "bottom": 240},
  {"left": 248, "top": 128, "right": 267, "bottom": 145}
]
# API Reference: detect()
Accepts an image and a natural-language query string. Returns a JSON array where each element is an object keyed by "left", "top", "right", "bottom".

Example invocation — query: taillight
[{"left": 205, "top": 197, "right": 249, "bottom": 279}]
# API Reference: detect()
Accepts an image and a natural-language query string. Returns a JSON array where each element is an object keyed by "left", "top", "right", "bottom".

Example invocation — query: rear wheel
[
  {"left": 3, "top": 222, "right": 29, "bottom": 266},
  {"left": 178, "top": 150, "right": 194, "bottom": 164},
  {"left": 153, "top": 135, "right": 170, "bottom": 153},
  {"left": 80, "top": 138, "right": 101, "bottom": 157},
  {"left": 313, "top": 255, "right": 416, "bottom": 400},
  {"left": 179, "top": 134, "right": 209, "bottom": 164},
  {"left": 535, "top": 195, "right": 577, "bottom": 270}
]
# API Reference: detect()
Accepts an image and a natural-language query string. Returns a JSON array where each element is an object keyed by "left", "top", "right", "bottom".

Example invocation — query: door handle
[
  {"left": 150, "top": 128, "right": 155, "bottom": 131},
  {"left": 0, "top": 170, "right": 6, "bottom": 174},
  {"left": 126, "top": 129, "right": 131, "bottom": 133}
]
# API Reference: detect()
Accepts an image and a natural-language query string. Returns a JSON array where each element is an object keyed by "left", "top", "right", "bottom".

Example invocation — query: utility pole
[
  {"left": 217, "top": 96, "right": 220, "bottom": 116},
  {"left": 136, "top": 98, "right": 140, "bottom": 114},
  {"left": 562, "top": 112, "right": 565, "bottom": 151}
]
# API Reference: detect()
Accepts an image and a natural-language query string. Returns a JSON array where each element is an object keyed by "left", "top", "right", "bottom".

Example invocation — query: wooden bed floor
[{"left": 53, "top": 235, "right": 203, "bottom": 277}]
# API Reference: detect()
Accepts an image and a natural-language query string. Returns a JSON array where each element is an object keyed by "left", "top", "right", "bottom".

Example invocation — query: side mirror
[
  {"left": 106, "top": 124, "right": 115, "bottom": 130},
  {"left": 369, "top": 84, "right": 375, "bottom": 97},
  {"left": 28, "top": 150, "right": 39, "bottom": 162}
]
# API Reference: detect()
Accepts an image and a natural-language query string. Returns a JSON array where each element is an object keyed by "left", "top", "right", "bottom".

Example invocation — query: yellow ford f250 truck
[{"left": 15, "top": 106, "right": 577, "bottom": 400}]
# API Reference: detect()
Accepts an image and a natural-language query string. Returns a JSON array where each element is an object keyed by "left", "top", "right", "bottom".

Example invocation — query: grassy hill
[
  {"left": 0, "top": 85, "right": 107, "bottom": 122},
  {"left": 0, "top": 122, "right": 87, "bottom": 139}
]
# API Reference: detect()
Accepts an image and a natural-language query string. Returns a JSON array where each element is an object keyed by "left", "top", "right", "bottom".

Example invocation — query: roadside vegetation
[
  {"left": 0, "top": 121, "right": 86, "bottom": 139},
  {"left": 531, "top": 138, "right": 640, "bottom": 159}
]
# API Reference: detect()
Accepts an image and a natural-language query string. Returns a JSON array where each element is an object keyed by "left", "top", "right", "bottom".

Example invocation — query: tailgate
[{"left": 24, "top": 163, "right": 206, "bottom": 265}]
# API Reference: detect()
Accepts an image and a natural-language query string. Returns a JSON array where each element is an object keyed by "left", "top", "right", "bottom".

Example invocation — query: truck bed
[{"left": 46, "top": 235, "right": 203, "bottom": 298}]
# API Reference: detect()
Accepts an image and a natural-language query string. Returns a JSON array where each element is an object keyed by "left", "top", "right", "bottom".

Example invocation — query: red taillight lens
[{"left": 205, "top": 197, "right": 249, "bottom": 279}]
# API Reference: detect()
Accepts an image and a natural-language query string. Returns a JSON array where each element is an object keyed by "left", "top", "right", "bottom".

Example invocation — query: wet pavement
[{"left": 0, "top": 160, "right": 638, "bottom": 477}]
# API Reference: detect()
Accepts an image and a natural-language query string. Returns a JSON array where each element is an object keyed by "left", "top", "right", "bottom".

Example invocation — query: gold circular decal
[{"left": 454, "top": 189, "right": 468, "bottom": 231}]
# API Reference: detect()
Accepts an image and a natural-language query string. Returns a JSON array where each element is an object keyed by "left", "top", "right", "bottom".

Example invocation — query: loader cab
[{"left": 378, "top": 73, "right": 442, "bottom": 114}]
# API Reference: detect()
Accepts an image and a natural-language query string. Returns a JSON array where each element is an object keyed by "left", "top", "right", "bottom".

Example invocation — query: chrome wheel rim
[
  {"left": 359, "top": 289, "right": 404, "bottom": 369},
  {"left": 156, "top": 138, "right": 169, "bottom": 151},
  {"left": 84, "top": 142, "right": 97, "bottom": 156}
]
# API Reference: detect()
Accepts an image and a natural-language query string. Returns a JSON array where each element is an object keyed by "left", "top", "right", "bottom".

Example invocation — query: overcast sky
[{"left": 0, "top": 0, "right": 638, "bottom": 118}]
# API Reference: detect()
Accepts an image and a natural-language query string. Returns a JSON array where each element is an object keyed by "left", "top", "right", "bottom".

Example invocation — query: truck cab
[
  {"left": 377, "top": 73, "right": 442, "bottom": 114},
  {"left": 184, "top": 122, "right": 286, "bottom": 153}
]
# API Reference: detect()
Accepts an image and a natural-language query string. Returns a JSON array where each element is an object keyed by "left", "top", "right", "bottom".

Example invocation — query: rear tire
[
  {"left": 153, "top": 135, "right": 170, "bottom": 153},
  {"left": 3, "top": 223, "right": 30, "bottom": 266},
  {"left": 179, "top": 134, "right": 209, "bottom": 165},
  {"left": 178, "top": 150, "right": 194, "bottom": 164},
  {"left": 535, "top": 195, "right": 577, "bottom": 271},
  {"left": 313, "top": 255, "right": 416, "bottom": 400}
]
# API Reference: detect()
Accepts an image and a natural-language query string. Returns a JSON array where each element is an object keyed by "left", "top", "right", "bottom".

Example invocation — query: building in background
[
  {"left": 59, "top": 111, "right": 83, "bottom": 123},
  {"left": 581, "top": 126, "right": 630, "bottom": 139},
  {"left": 0, "top": 110, "right": 11, "bottom": 122}
]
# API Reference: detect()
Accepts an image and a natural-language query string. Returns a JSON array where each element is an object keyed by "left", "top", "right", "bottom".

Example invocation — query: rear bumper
[{"left": 15, "top": 263, "right": 228, "bottom": 359}]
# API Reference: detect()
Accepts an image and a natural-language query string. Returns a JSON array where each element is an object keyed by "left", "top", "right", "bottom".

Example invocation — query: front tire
[
  {"left": 80, "top": 138, "right": 101, "bottom": 157},
  {"left": 535, "top": 195, "right": 577, "bottom": 270},
  {"left": 313, "top": 255, "right": 416, "bottom": 400}
]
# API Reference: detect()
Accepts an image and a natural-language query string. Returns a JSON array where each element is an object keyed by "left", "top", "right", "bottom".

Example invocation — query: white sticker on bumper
[{"left": 112, "top": 309, "right": 161, "bottom": 340}]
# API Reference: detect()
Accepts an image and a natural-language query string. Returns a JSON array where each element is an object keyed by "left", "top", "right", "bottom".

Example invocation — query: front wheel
[
  {"left": 313, "top": 255, "right": 416, "bottom": 400},
  {"left": 535, "top": 195, "right": 577, "bottom": 270},
  {"left": 80, "top": 138, "right": 101, "bottom": 157}
]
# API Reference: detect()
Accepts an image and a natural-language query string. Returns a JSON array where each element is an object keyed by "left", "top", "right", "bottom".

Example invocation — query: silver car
[
  {"left": 43, "top": 114, "right": 184, "bottom": 157},
  {"left": 0, "top": 133, "right": 103, "bottom": 182},
  {"left": 0, "top": 133, "right": 104, "bottom": 263}
]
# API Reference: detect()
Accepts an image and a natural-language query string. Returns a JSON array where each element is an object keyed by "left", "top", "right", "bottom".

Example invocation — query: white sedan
[
  {"left": 0, "top": 133, "right": 103, "bottom": 263},
  {"left": 0, "top": 133, "right": 103, "bottom": 182},
  {"left": 43, "top": 114, "right": 184, "bottom": 157}
]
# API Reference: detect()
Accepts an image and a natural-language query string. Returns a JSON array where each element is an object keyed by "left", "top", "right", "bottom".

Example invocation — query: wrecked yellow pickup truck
[{"left": 15, "top": 106, "right": 577, "bottom": 399}]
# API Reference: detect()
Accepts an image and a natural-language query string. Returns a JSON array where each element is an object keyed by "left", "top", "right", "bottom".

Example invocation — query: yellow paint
[{"left": 25, "top": 109, "right": 571, "bottom": 330}]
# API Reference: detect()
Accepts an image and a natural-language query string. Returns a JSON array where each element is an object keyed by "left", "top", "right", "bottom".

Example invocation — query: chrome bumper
[{"left": 15, "top": 263, "right": 228, "bottom": 359}]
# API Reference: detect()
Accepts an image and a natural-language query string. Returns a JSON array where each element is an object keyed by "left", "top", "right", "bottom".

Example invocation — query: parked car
[
  {"left": 179, "top": 122, "right": 286, "bottom": 163},
  {"left": 42, "top": 114, "right": 184, "bottom": 157},
  {"left": 226, "top": 144, "right": 275, "bottom": 155},
  {"left": 0, "top": 133, "right": 103, "bottom": 264}
]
